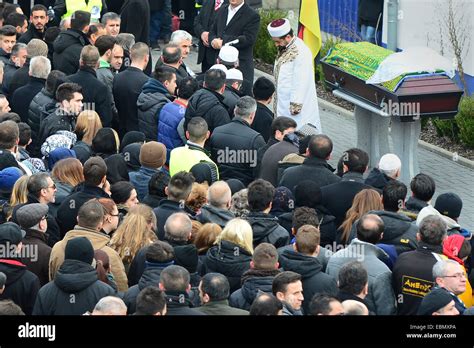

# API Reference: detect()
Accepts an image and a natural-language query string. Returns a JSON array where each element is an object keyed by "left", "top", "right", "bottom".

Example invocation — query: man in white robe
[{"left": 267, "top": 18, "right": 321, "bottom": 132}]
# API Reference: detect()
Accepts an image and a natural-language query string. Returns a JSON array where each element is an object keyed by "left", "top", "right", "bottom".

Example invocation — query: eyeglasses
[
  {"left": 46, "top": 183, "right": 56, "bottom": 190},
  {"left": 442, "top": 273, "right": 466, "bottom": 279}
]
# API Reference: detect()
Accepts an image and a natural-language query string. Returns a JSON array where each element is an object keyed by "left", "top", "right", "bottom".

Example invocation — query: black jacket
[
  {"left": 21, "top": 228, "right": 51, "bottom": 287},
  {"left": 184, "top": 87, "right": 230, "bottom": 133},
  {"left": 279, "top": 249, "right": 338, "bottom": 314},
  {"left": 404, "top": 196, "right": 428, "bottom": 217},
  {"left": 141, "top": 194, "right": 164, "bottom": 209},
  {"left": 364, "top": 167, "right": 395, "bottom": 191},
  {"left": 337, "top": 290, "right": 371, "bottom": 312},
  {"left": 279, "top": 157, "right": 341, "bottom": 193},
  {"left": 153, "top": 199, "right": 194, "bottom": 241},
  {"left": 38, "top": 108, "right": 76, "bottom": 147},
  {"left": 209, "top": 3, "right": 260, "bottom": 95},
  {"left": 11, "top": 77, "right": 46, "bottom": 123},
  {"left": 259, "top": 134, "right": 298, "bottom": 186},
  {"left": 136, "top": 78, "right": 172, "bottom": 141},
  {"left": 321, "top": 172, "right": 375, "bottom": 228},
  {"left": 28, "top": 88, "right": 56, "bottom": 157},
  {"left": 2, "top": 59, "right": 18, "bottom": 96},
  {"left": 53, "top": 29, "right": 89, "bottom": 76},
  {"left": 68, "top": 67, "right": 113, "bottom": 127},
  {"left": 252, "top": 102, "right": 274, "bottom": 142},
  {"left": 313, "top": 205, "right": 338, "bottom": 247},
  {"left": 197, "top": 204, "right": 235, "bottom": 228},
  {"left": 120, "top": 0, "right": 150, "bottom": 44},
  {"left": 113, "top": 66, "right": 149, "bottom": 136},
  {"left": 33, "top": 259, "right": 115, "bottom": 315},
  {"left": 18, "top": 23, "right": 45, "bottom": 44},
  {"left": 165, "top": 291, "right": 205, "bottom": 316},
  {"left": 371, "top": 210, "right": 418, "bottom": 254},
  {"left": 0, "top": 258, "right": 40, "bottom": 315},
  {"left": 392, "top": 242, "right": 442, "bottom": 315},
  {"left": 0, "top": 48, "right": 10, "bottom": 66},
  {"left": 56, "top": 184, "right": 110, "bottom": 237},
  {"left": 210, "top": 118, "right": 265, "bottom": 185},
  {"left": 202, "top": 240, "right": 252, "bottom": 293},
  {"left": 124, "top": 263, "right": 168, "bottom": 314},
  {"left": 222, "top": 84, "right": 241, "bottom": 116},
  {"left": 229, "top": 268, "right": 280, "bottom": 310},
  {"left": 246, "top": 212, "right": 290, "bottom": 248},
  {"left": 8, "top": 61, "right": 30, "bottom": 97}
]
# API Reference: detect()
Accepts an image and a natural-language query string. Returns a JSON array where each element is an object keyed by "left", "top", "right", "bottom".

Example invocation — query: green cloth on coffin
[{"left": 324, "top": 42, "right": 404, "bottom": 92}]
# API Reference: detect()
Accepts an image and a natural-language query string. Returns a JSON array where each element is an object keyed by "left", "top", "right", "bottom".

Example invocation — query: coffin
[{"left": 321, "top": 43, "right": 464, "bottom": 122}]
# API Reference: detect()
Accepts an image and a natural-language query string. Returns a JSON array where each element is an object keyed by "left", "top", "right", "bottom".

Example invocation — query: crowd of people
[{"left": 0, "top": 0, "right": 471, "bottom": 317}]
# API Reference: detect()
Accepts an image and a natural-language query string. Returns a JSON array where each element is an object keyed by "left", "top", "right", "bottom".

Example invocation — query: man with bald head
[
  {"left": 342, "top": 300, "right": 369, "bottom": 315},
  {"left": 198, "top": 181, "right": 235, "bottom": 228},
  {"left": 327, "top": 214, "right": 396, "bottom": 315}
]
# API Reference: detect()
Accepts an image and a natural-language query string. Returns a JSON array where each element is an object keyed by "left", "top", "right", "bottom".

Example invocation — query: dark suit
[
  {"left": 209, "top": 3, "right": 260, "bottom": 95},
  {"left": 195, "top": 0, "right": 229, "bottom": 72}
]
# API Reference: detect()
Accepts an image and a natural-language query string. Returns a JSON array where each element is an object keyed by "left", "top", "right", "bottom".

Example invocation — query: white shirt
[{"left": 226, "top": 1, "right": 245, "bottom": 26}]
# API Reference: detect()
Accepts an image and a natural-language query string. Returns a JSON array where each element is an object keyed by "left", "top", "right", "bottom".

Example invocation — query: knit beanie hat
[
  {"left": 139, "top": 141, "right": 166, "bottom": 168},
  {"left": 190, "top": 161, "right": 218, "bottom": 185},
  {"left": 435, "top": 193, "right": 463, "bottom": 219},
  {"left": 47, "top": 148, "right": 76, "bottom": 170},
  {"left": 64, "top": 237, "right": 94, "bottom": 265},
  {"left": 226, "top": 179, "right": 245, "bottom": 196},
  {"left": 120, "top": 131, "right": 146, "bottom": 152},
  {"left": 0, "top": 167, "right": 22, "bottom": 192},
  {"left": 417, "top": 287, "right": 454, "bottom": 315}
]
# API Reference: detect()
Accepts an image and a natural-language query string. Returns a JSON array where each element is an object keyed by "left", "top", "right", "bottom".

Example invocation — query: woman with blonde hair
[
  {"left": 73, "top": 110, "right": 103, "bottom": 163},
  {"left": 3, "top": 175, "right": 29, "bottom": 221},
  {"left": 109, "top": 204, "right": 158, "bottom": 273},
  {"left": 50, "top": 158, "right": 84, "bottom": 216},
  {"left": 338, "top": 189, "right": 383, "bottom": 245},
  {"left": 202, "top": 218, "right": 253, "bottom": 292}
]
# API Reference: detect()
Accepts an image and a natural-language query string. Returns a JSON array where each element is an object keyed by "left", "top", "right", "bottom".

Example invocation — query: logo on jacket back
[{"left": 402, "top": 276, "right": 434, "bottom": 298}]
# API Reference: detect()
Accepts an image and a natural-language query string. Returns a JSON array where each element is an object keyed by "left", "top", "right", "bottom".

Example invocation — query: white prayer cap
[
  {"left": 226, "top": 68, "right": 243, "bottom": 81},
  {"left": 218, "top": 45, "right": 239, "bottom": 63},
  {"left": 267, "top": 18, "right": 292, "bottom": 38},
  {"left": 379, "top": 153, "right": 402, "bottom": 172},
  {"left": 209, "top": 64, "right": 228, "bottom": 74}
]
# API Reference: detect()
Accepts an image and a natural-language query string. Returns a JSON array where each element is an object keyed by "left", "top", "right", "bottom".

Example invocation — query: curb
[{"left": 318, "top": 97, "right": 474, "bottom": 170}]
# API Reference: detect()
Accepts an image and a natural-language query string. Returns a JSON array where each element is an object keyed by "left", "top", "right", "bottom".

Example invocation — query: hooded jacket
[
  {"left": 49, "top": 225, "right": 128, "bottom": 292},
  {"left": 371, "top": 210, "right": 418, "bottom": 255},
  {"left": 279, "top": 249, "right": 338, "bottom": 314},
  {"left": 33, "top": 259, "right": 114, "bottom": 315},
  {"left": 137, "top": 78, "right": 172, "bottom": 141},
  {"left": 202, "top": 240, "right": 252, "bottom": 293},
  {"left": 165, "top": 290, "right": 205, "bottom": 316},
  {"left": 158, "top": 100, "right": 187, "bottom": 160},
  {"left": 184, "top": 87, "right": 230, "bottom": 133},
  {"left": 246, "top": 212, "right": 290, "bottom": 249},
  {"left": 0, "top": 258, "right": 40, "bottom": 315},
  {"left": 364, "top": 167, "right": 395, "bottom": 191},
  {"left": 229, "top": 268, "right": 281, "bottom": 310},
  {"left": 124, "top": 262, "right": 171, "bottom": 314},
  {"left": 197, "top": 205, "right": 235, "bottom": 228},
  {"left": 53, "top": 29, "right": 89, "bottom": 75}
]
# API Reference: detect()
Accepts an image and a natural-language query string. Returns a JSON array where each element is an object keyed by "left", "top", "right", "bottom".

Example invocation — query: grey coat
[{"left": 326, "top": 239, "right": 397, "bottom": 315}]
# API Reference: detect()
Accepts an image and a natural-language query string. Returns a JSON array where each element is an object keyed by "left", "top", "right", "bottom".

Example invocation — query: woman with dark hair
[
  {"left": 110, "top": 181, "right": 139, "bottom": 217},
  {"left": 92, "top": 128, "right": 120, "bottom": 160},
  {"left": 121, "top": 142, "right": 142, "bottom": 172},
  {"left": 105, "top": 154, "right": 130, "bottom": 184},
  {"left": 94, "top": 249, "right": 118, "bottom": 292}
]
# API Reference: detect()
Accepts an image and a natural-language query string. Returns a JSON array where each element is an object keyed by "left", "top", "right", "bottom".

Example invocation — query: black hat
[
  {"left": 0, "top": 222, "right": 26, "bottom": 245},
  {"left": 226, "top": 179, "right": 245, "bottom": 196},
  {"left": 190, "top": 162, "right": 218, "bottom": 185},
  {"left": 417, "top": 288, "right": 454, "bottom": 315},
  {"left": 173, "top": 244, "right": 198, "bottom": 274},
  {"left": 16, "top": 203, "right": 49, "bottom": 229},
  {"left": 435, "top": 193, "right": 463, "bottom": 219},
  {"left": 120, "top": 131, "right": 146, "bottom": 152},
  {"left": 65, "top": 237, "right": 94, "bottom": 265}
]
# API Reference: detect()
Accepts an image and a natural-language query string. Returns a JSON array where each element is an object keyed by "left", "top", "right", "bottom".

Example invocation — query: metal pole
[{"left": 387, "top": 0, "right": 398, "bottom": 51}]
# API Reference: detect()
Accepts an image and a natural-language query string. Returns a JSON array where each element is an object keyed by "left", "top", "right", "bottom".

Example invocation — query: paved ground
[{"left": 153, "top": 48, "right": 474, "bottom": 231}]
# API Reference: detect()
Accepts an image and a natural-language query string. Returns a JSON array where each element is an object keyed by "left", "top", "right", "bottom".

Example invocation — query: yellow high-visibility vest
[{"left": 63, "top": 0, "right": 103, "bottom": 21}]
